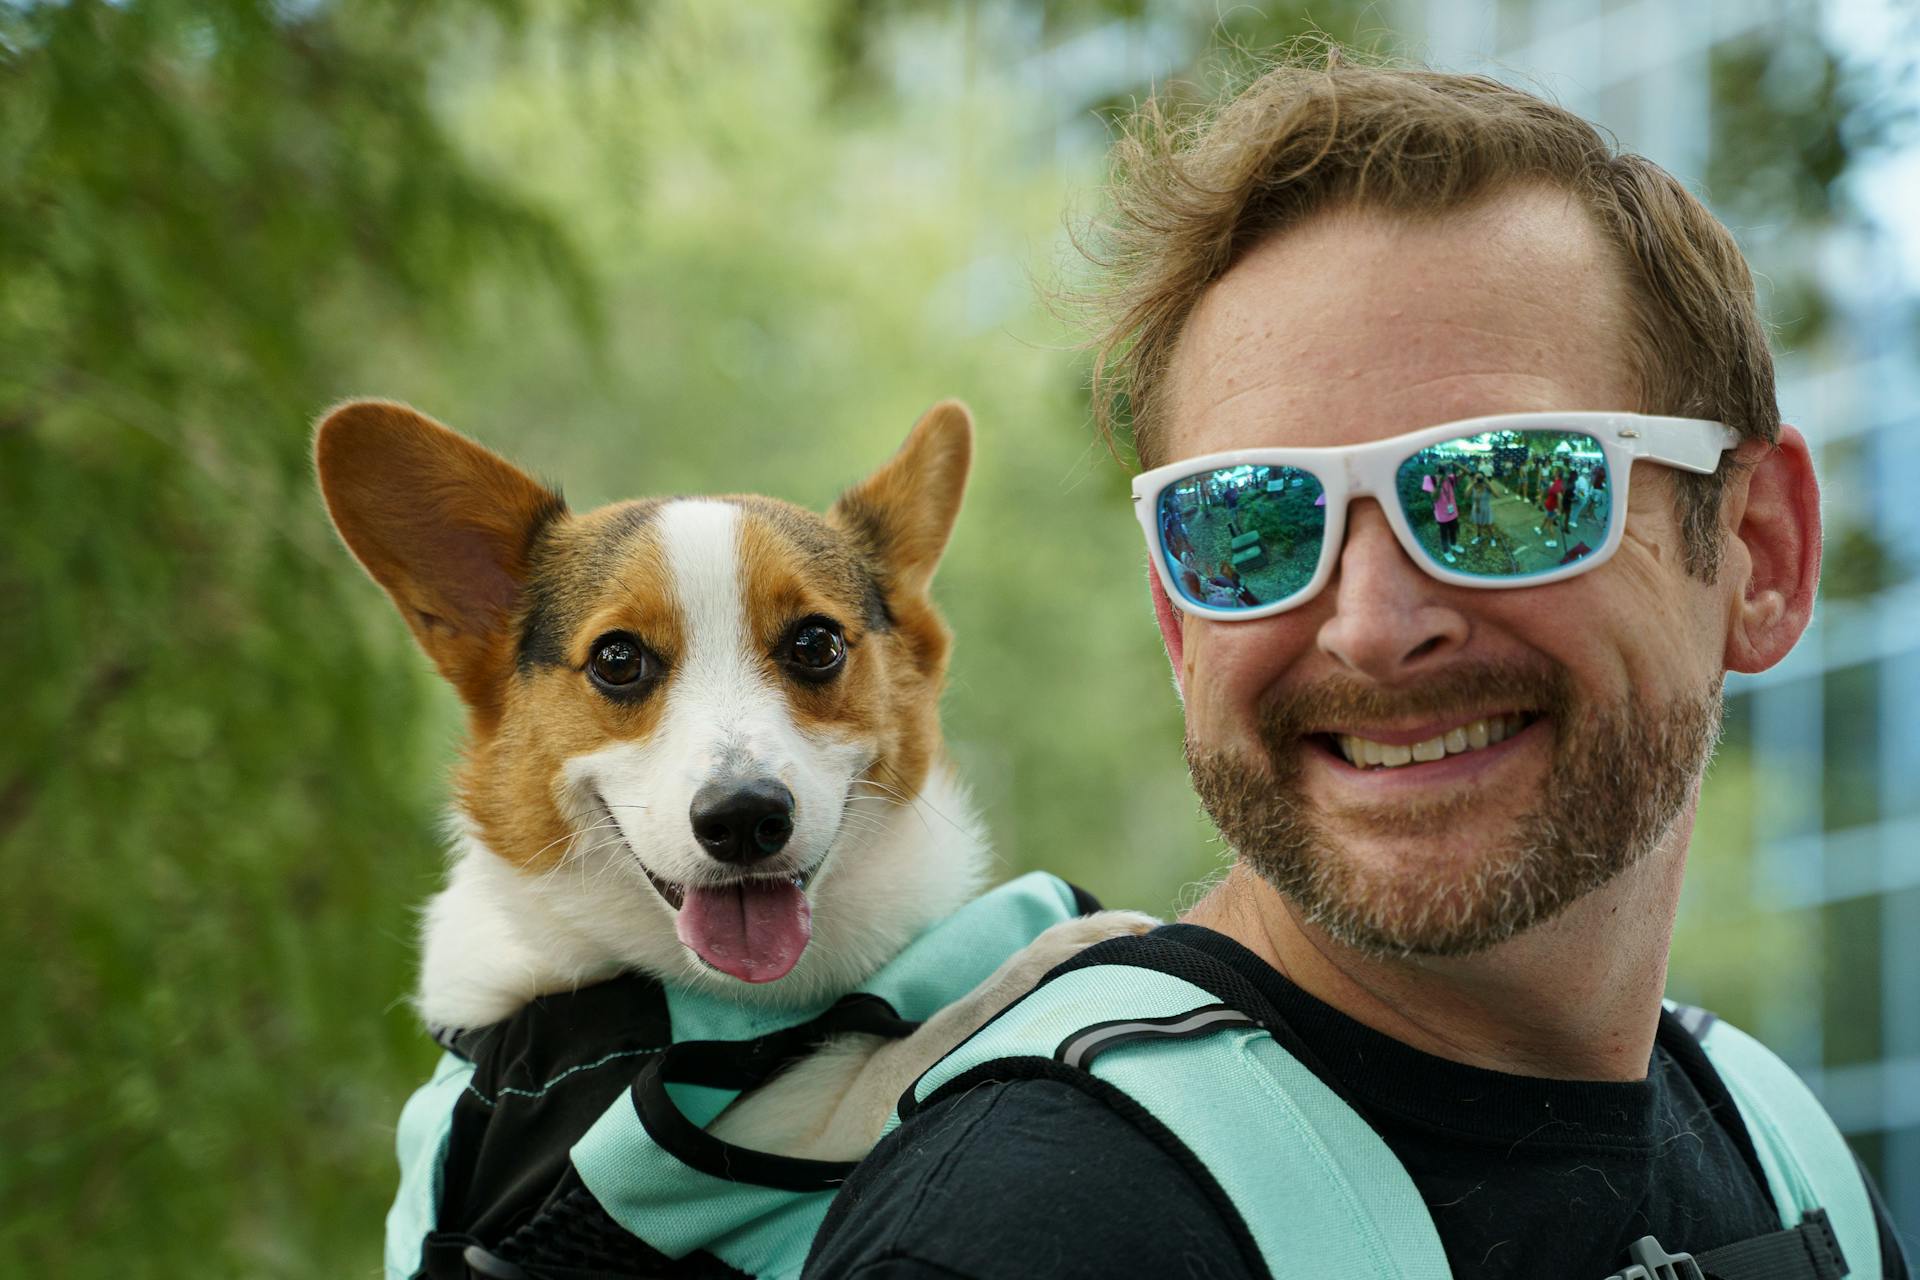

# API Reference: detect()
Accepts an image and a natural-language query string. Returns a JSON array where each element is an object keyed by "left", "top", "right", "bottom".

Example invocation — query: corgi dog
[{"left": 315, "top": 399, "right": 1150, "bottom": 1169}]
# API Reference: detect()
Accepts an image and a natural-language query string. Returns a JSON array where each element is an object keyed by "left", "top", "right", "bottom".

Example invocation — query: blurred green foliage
[
  {"left": 0, "top": 0, "right": 620, "bottom": 1273},
  {"left": 2, "top": 1, "right": 1217, "bottom": 1272},
  {"left": 1, "top": 0, "right": 1903, "bottom": 1274},
  {"left": 1709, "top": 22, "right": 1913, "bottom": 354}
]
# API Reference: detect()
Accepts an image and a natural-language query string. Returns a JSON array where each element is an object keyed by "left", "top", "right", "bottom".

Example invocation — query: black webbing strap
[
  {"left": 1697, "top": 1209, "right": 1849, "bottom": 1280},
  {"left": 625, "top": 992, "right": 921, "bottom": 1194},
  {"left": 1607, "top": 1210, "right": 1848, "bottom": 1280}
]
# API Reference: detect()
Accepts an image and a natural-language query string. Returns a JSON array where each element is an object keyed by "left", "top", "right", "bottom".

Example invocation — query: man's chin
[
  {"left": 1184, "top": 674, "right": 1722, "bottom": 960},
  {"left": 1242, "top": 831, "right": 1576, "bottom": 960},
  {"left": 1305, "top": 822, "right": 1525, "bottom": 886}
]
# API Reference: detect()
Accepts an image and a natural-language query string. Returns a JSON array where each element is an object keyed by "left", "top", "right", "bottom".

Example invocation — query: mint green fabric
[
  {"left": 888, "top": 960, "right": 1212, "bottom": 1134},
  {"left": 1100, "top": 1032, "right": 1449, "bottom": 1278},
  {"left": 904, "top": 976, "right": 1883, "bottom": 1280},
  {"left": 384, "top": 1051, "right": 475, "bottom": 1280},
  {"left": 1685, "top": 1008, "right": 1881, "bottom": 1279},
  {"left": 571, "top": 1116, "right": 835, "bottom": 1280},
  {"left": 901, "top": 963, "right": 1448, "bottom": 1280},
  {"left": 384, "top": 872, "right": 1082, "bottom": 1280},
  {"left": 660, "top": 870, "right": 1083, "bottom": 1043},
  {"left": 663, "top": 1080, "right": 738, "bottom": 1129},
  {"left": 569, "top": 870, "right": 1085, "bottom": 1279}
]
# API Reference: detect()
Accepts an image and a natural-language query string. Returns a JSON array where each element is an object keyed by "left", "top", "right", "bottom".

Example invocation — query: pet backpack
[
  {"left": 899, "top": 955, "right": 1880, "bottom": 1280},
  {"left": 385, "top": 872, "right": 1098, "bottom": 1280}
]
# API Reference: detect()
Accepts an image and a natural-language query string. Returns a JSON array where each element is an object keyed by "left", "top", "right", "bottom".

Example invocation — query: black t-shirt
[{"left": 805, "top": 925, "right": 1911, "bottom": 1279}]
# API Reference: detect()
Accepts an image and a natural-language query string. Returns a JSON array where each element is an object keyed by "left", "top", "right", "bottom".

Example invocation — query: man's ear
[
  {"left": 1148, "top": 567, "right": 1187, "bottom": 701},
  {"left": 829, "top": 400, "right": 973, "bottom": 600},
  {"left": 1722, "top": 424, "right": 1820, "bottom": 674},
  {"left": 314, "top": 400, "right": 566, "bottom": 720}
]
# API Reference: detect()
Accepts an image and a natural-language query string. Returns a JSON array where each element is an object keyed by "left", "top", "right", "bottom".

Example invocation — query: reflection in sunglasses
[
  {"left": 1158, "top": 429, "right": 1614, "bottom": 611},
  {"left": 1394, "top": 430, "right": 1608, "bottom": 579},
  {"left": 1160, "top": 464, "right": 1326, "bottom": 608}
]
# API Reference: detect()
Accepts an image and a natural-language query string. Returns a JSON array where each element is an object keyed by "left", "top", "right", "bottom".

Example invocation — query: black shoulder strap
[
  {"left": 1606, "top": 1004, "right": 1852, "bottom": 1280},
  {"left": 1602, "top": 1209, "right": 1848, "bottom": 1280},
  {"left": 1697, "top": 1208, "right": 1849, "bottom": 1280}
]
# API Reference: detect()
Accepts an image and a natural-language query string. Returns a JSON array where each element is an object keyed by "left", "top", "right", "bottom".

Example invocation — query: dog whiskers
[
  {"left": 527, "top": 820, "right": 636, "bottom": 894},
  {"left": 566, "top": 836, "right": 636, "bottom": 890},
  {"left": 522, "top": 796, "right": 655, "bottom": 891},
  {"left": 525, "top": 819, "right": 625, "bottom": 870},
  {"left": 871, "top": 761, "right": 973, "bottom": 838},
  {"left": 850, "top": 779, "right": 934, "bottom": 840},
  {"left": 833, "top": 814, "right": 892, "bottom": 843},
  {"left": 851, "top": 774, "right": 911, "bottom": 802}
]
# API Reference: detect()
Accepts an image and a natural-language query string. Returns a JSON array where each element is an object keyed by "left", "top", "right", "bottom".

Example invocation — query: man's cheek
[
  {"left": 1187, "top": 645, "right": 1258, "bottom": 747},
  {"left": 1607, "top": 535, "right": 1723, "bottom": 674},
  {"left": 1616, "top": 525, "right": 1676, "bottom": 576},
  {"left": 1611, "top": 532, "right": 1699, "bottom": 625}
]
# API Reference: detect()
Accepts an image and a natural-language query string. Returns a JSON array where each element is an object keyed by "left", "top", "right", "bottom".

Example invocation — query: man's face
[{"left": 1163, "top": 188, "right": 1727, "bottom": 957}]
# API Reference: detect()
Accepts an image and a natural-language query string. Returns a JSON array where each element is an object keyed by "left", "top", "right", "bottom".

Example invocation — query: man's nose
[{"left": 1315, "top": 500, "right": 1469, "bottom": 682}]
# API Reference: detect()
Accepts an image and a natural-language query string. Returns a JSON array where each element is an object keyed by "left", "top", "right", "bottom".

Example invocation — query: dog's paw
[
  {"left": 982, "top": 909, "right": 1161, "bottom": 999},
  {"left": 1037, "top": 909, "right": 1161, "bottom": 956}
]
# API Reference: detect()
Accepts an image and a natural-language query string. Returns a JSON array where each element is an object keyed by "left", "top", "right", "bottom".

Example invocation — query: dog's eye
[
  {"left": 587, "top": 633, "right": 659, "bottom": 693},
  {"left": 784, "top": 618, "right": 846, "bottom": 680}
]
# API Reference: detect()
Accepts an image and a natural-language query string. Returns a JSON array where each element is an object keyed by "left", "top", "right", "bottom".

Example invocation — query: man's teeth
[{"left": 1337, "top": 714, "right": 1529, "bottom": 769}]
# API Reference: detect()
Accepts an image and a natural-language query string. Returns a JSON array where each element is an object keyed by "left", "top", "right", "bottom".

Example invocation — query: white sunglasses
[{"left": 1133, "top": 412, "right": 1741, "bottom": 622}]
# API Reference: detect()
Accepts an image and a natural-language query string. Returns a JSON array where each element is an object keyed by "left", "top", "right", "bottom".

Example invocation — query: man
[
  {"left": 1572, "top": 463, "right": 1597, "bottom": 530},
  {"left": 804, "top": 58, "right": 1912, "bottom": 1280}
]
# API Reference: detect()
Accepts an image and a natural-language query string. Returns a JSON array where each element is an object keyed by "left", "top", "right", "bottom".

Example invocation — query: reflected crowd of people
[
  {"left": 1416, "top": 449, "right": 1609, "bottom": 574},
  {"left": 1158, "top": 442, "right": 1615, "bottom": 610}
]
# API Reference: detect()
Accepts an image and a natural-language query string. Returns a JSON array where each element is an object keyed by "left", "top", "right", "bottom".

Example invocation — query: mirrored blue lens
[
  {"left": 1395, "top": 430, "right": 1609, "bottom": 578},
  {"left": 1157, "top": 464, "right": 1326, "bottom": 611}
]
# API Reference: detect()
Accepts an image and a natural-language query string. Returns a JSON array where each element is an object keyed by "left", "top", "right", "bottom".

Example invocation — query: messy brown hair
[{"left": 1083, "top": 53, "right": 1776, "bottom": 578}]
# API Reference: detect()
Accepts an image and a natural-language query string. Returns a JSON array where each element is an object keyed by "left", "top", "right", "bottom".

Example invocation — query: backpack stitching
[{"left": 465, "top": 1045, "right": 666, "bottom": 1108}]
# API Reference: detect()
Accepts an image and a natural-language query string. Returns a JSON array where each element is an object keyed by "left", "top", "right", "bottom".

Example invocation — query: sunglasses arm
[{"left": 1624, "top": 418, "right": 1743, "bottom": 474}]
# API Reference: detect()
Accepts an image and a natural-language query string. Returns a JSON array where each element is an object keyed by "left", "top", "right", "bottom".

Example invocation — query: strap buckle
[{"left": 1605, "top": 1235, "right": 1706, "bottom": 1280}]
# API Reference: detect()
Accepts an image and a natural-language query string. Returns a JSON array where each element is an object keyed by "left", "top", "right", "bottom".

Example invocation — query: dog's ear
[
  {"left": 830, "top": 400, "right": 973, "bottom": 600},
  {"left": 314, "top": 400, "right": 565, "bottom": 719}
]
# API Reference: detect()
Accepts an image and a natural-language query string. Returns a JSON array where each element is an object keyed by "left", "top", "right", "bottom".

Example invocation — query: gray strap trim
[{"left": 1056, "top": 1006, "right": 1258, "bottom": 1070}]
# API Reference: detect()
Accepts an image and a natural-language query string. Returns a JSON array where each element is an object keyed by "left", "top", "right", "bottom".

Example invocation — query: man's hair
[{"left": 1083, "top": 54, "right": 1777, "bottom": 578}]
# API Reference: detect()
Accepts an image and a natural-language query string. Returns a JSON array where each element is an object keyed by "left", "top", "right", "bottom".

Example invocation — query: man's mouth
[{"left": 1325, "top": 712, "right": 1537, "bottom": 770}]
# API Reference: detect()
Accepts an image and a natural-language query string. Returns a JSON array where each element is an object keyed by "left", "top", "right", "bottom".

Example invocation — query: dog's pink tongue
[{"left": 674, "top": 880, "right": 812, "bottom": 983}]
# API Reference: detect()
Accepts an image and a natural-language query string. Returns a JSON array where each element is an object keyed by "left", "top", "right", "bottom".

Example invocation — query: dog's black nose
[{"left": 689, "top": 777, "right": 795, "bottom": 863}]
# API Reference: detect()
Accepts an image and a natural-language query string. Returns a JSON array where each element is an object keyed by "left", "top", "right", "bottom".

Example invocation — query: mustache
[{"left": 1251, "top": 659, "right": 1578, "bottom": 743}]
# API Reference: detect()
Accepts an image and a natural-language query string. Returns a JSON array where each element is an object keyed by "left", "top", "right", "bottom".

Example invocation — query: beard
[{"left": 1186, "top": 660, "right": 1723, "bottom": 958}]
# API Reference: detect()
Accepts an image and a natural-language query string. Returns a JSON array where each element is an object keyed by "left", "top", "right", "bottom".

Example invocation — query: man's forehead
[{"left": 1163, "top": 187, "right": 1640, "bottom": 458}]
